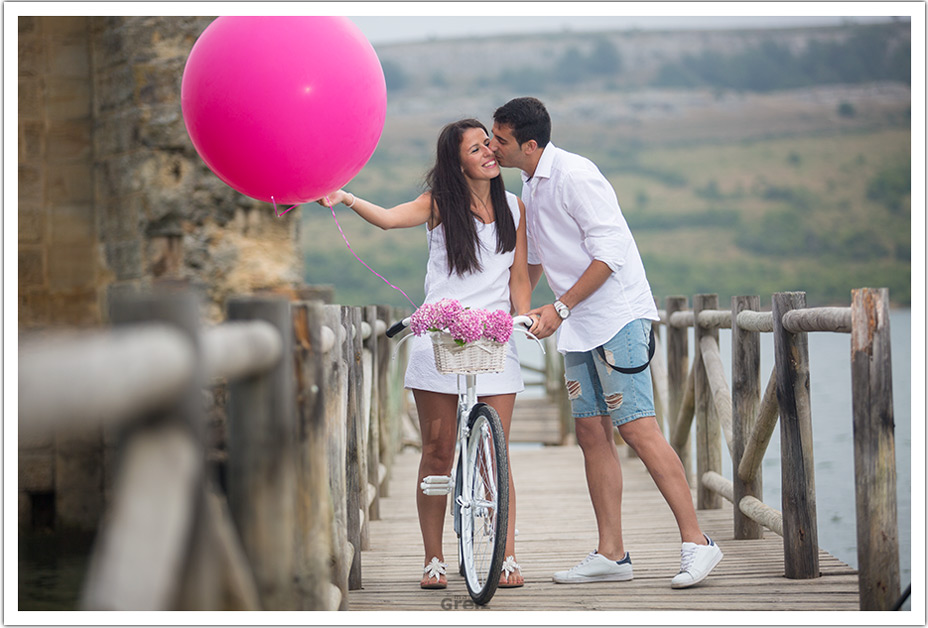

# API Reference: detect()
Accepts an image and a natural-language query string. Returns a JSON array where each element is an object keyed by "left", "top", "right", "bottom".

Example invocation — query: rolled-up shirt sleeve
[{"left": 561, "top": 169, "right": 629, "bottom": 273}]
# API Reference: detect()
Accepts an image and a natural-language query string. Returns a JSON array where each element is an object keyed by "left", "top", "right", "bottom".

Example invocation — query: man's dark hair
[{"left": 493, "top": 97, "right": 551, "bottom": 148}]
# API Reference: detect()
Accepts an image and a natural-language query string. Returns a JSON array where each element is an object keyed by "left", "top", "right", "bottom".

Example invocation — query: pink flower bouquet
[{"left": 410, "top": 298, "right": 513, "bottom": 346}]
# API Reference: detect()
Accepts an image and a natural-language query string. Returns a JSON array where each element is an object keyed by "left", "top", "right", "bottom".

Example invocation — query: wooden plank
[{"left": 349, "top": 446, "right": 858, "bottom": 611}]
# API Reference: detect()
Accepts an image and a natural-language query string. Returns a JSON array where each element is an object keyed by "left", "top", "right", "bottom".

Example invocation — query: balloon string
[
  {"left": 325, "top": 196, "right": 419, "bottom": 309},
  {"left": 271, "top": 196, "right": 299, "bottom": 217}
]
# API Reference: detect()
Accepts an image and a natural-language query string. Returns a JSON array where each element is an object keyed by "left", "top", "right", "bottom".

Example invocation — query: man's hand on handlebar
[{"left": 525, "top": 304, "right": 562, "bottom": 339}]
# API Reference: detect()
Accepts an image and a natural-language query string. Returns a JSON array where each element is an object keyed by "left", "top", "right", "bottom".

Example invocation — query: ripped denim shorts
[{"left": 563, "top": 319, "right": 656, "bottom": 427}]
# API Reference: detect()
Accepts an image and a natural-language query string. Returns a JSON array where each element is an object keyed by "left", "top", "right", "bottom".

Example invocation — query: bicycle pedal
[{"left": 420, "top": 475, "right": 453, "bottom": 495}]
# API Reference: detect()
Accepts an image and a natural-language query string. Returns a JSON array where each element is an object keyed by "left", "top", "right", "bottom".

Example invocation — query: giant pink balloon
[{"left": 181, "top": 16, "right": 387, "bottom": 204}]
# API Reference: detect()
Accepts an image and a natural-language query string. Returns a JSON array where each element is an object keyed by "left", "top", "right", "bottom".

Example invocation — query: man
[{"left": 489, "top": 96, "right": 722, "bottom": 588}]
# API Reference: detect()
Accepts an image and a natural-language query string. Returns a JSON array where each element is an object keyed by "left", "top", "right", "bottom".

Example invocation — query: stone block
[
  {"left": 48, "top": 243, "right": 97, "bottom": 291},
  {"left": 18, "top": 77, "right": 44, "bottom": 118},
  {"left": 147, "top": 235, "right": 184, "bottom": 279},
  {"left": 42, "top": 16, "right": 89, "bottom": 42},
  {"left": 19, "top": 290, "right": 51, "bottom": 328},
  {"left": 138, "top": 103, "right": 187, "bottom": 150},
  {"left": 18, "top": 205, "right": 46, "bottom": 244},
  {"left": 49, "top": 204, "right": 95, "bottom": 244},
  {"left": 135, "top": 60, "right": 183, "bottom": 106},
  {"left": 93, "top": 109, "right": 137, "bottom": 156},
  {"left": 48, "top": 290, "right": 101, "bottom": 327},
  {"left": 18, "top": 163, "right": 43, "bottom": 203},
  {"left": 98, "top": 194, "right": 142, "bottom": 242},
  {"left": 96, "top": 153, "right": 146, "bottom": 198},
  {"left": 18, "top": 248, "right": 45, "bottom": 289},
  {"left": 105, "top": 240, "right": 143, "bottom": 280},
  {"left": 47, "top": 40, "right": 90, "bottom": 79},
  {"left": 47, "top": 161, "right": 94, "bottom": 205},
  {"left": 45, "top": 76, "right": 92, "bottom": 120},
  {"left": 94, "top": 65, "right": 134, "bottom": 114},
  {"left": 20, "top": 120, "right": 46, "bottom": 160},
  {"left": 18, "top": 34, "right": 44, "bottom": 78},
  {"left": 46, "top": 119, "right": 92, "bottom": 163},
  {"left": 46, "top": 163, "right": 94, "bottom": 209}
]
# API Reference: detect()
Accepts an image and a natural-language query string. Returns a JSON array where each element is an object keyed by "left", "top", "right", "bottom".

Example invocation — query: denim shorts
[{"left": 563, "top": 319, "right": 656, "bottom": 427}]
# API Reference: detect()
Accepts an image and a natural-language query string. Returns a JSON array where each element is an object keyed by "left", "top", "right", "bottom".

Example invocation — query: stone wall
[
  {"left": 19, "top": 16, "right": 100, "bottom": 328},
  {"left": 18, "top": 16, "right": 305, "bottom": 530}
]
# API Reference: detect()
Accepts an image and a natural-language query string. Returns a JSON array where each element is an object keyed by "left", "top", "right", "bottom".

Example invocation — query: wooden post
[
  {"left": 732, "top": 296, "right": 764, "bottom": 539},
  {"left": 665, "top": 296, "right": 692, "bottom": 485},
  {"left": 850, "top": 288, "right": 900, "bottom": 610},
  {"left": 693, "top": 294, "right": 721, "bottom": 509},
  {"left": 292, "top": 301, "right": 337, "bottom": 609},
  {"left": 771, "top": 292, "right": 819, "bottom": 579},
  {"left": 364, "top": 307, "right": 383, "bottom": 522},
  {"left": 375, "top": 305, "right": 394, "bottom": 498},
  {"left": 322, "top": 305, "right": 349, "bottom": 609},
  {"left": 82, "top": 290, "right": 205, "bottom": 610},
  {"left": 226, "top": 297, "right": 299, "bottom": 609},
  {"left": 342, "top": 306, "right": 364, "bottom": 590}
]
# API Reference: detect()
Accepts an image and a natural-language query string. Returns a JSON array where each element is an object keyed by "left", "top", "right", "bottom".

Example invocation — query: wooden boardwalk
[{"left": 348, "top": 444, "right": 860, "bottom": 612}]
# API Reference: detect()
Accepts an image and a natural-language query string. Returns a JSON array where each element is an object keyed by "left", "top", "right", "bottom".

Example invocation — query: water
[
  {"left": 18, "top": 529, "right": 94, "bottom": 610},
  {"left": 516, "top": 309, "right": 913, "bottom": 602}
]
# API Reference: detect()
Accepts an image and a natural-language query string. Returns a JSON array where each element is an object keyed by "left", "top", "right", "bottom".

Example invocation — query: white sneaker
[
  {"left": 670, "top": 535, "right": 723, "bottom": 588},
  {"left": 552, "top": 551, "right": 633, "bottom": 584}
]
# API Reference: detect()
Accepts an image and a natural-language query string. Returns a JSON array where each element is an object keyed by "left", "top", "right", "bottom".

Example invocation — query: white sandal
[
  {"left": 499, "top": 555, "right": 524, "bottom": 588},
  {"left": 421, "top": 556, "right": 447, "bottom": 589}
]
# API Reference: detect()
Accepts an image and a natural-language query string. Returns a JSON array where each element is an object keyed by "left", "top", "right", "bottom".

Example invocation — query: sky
[{"left": 349, "top": 15, "right": 903, "bottom": 45}]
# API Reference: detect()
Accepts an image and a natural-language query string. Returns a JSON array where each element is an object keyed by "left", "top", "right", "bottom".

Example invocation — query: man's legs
[
  {"left": 618, "top": 416, "right": 705, "bottom": 545},
  {"left": 574, "top": 415, "right": 625, "bottom": 560}
]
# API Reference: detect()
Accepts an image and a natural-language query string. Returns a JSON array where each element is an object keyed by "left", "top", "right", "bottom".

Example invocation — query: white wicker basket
[{"left": 429, "top": 332, "right": 506, "bottom": 374}]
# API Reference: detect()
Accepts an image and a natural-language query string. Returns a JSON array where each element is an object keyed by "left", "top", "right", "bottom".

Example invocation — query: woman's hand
[{"left": 317, "top": 189, "right": 352, "bottom": 208}]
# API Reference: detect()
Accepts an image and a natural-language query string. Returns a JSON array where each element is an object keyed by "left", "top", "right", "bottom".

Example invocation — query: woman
[{"left": 322, "top": 119, "right": 530, "bottom": 589}]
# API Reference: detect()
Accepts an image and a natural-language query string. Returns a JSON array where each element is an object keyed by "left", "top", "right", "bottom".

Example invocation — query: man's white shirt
[{"left": 522, "top": 143, "right": 659, "bottom": 354}]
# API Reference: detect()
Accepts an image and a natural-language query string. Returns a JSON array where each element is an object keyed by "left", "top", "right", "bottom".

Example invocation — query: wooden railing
[
  {"left": 652, "top": 288, "right": 900, "bottom": 610},
  {"left": 18, "top": 288, "right": 409, "bottom": 610}
]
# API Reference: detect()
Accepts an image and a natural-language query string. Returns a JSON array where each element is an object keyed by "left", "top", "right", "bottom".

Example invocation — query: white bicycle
[{"left": 387, "top": 314, "right": 540, "bottom": 605}]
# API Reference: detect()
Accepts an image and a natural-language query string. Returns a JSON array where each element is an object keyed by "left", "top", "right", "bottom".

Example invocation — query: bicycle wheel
[{"left": 460, "top": 403, "right": 509, "bottom": 605}]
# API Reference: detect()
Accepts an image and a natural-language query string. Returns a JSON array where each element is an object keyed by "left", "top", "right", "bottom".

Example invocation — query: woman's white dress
[{"left": 404, "top": 191, "right": 524, "bottom": 395}]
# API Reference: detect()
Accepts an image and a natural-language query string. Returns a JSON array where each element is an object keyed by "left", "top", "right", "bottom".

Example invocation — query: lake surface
[{"left": 517, "top": 308, "right": 914, "bottom": 603}]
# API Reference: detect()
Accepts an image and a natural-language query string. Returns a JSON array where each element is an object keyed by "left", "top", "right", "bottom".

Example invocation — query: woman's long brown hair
[{"left": 425, "top": 119, "right": 516, "bottom": 277}]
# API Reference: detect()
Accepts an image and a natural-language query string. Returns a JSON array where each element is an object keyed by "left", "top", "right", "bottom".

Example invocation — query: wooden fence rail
[
  {"left": 17, "top": 288, "right": 408, "bottom": 610},
  {"left": 655, "top": 288, "right": 900, "bottom": 610}
]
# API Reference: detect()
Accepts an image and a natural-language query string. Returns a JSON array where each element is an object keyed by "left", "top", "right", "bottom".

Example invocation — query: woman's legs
[
  {"left": 412, "top": 389, "right": 458, "bottom": 586},
  {"left": 480, "top": 393, "right": 523, "bottom": 586}
]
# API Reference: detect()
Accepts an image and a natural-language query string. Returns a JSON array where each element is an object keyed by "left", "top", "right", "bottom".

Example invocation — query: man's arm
[{"left": 527, "top": 259, "right": 612, "bottom": 338}]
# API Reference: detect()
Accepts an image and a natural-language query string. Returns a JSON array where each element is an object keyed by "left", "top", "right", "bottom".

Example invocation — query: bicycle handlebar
[
  {"left": 386, "top": 317, "right": 411, "bottom": 338},
  {"left": 387, "top": 314, "right": 534, "bottom": 338}
]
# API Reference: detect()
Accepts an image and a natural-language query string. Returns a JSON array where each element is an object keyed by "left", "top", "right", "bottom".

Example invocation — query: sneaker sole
[
  {"left": 670, "top": 551, "right": 723, "bottom": 589},
  {"left": 552, "top": 573, "right": 634, "bottom": 584}
]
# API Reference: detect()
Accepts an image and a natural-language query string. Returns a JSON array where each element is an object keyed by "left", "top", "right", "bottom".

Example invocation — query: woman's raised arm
[{"left": 321, "top": 190, "right": 432, "bottom": 230}]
